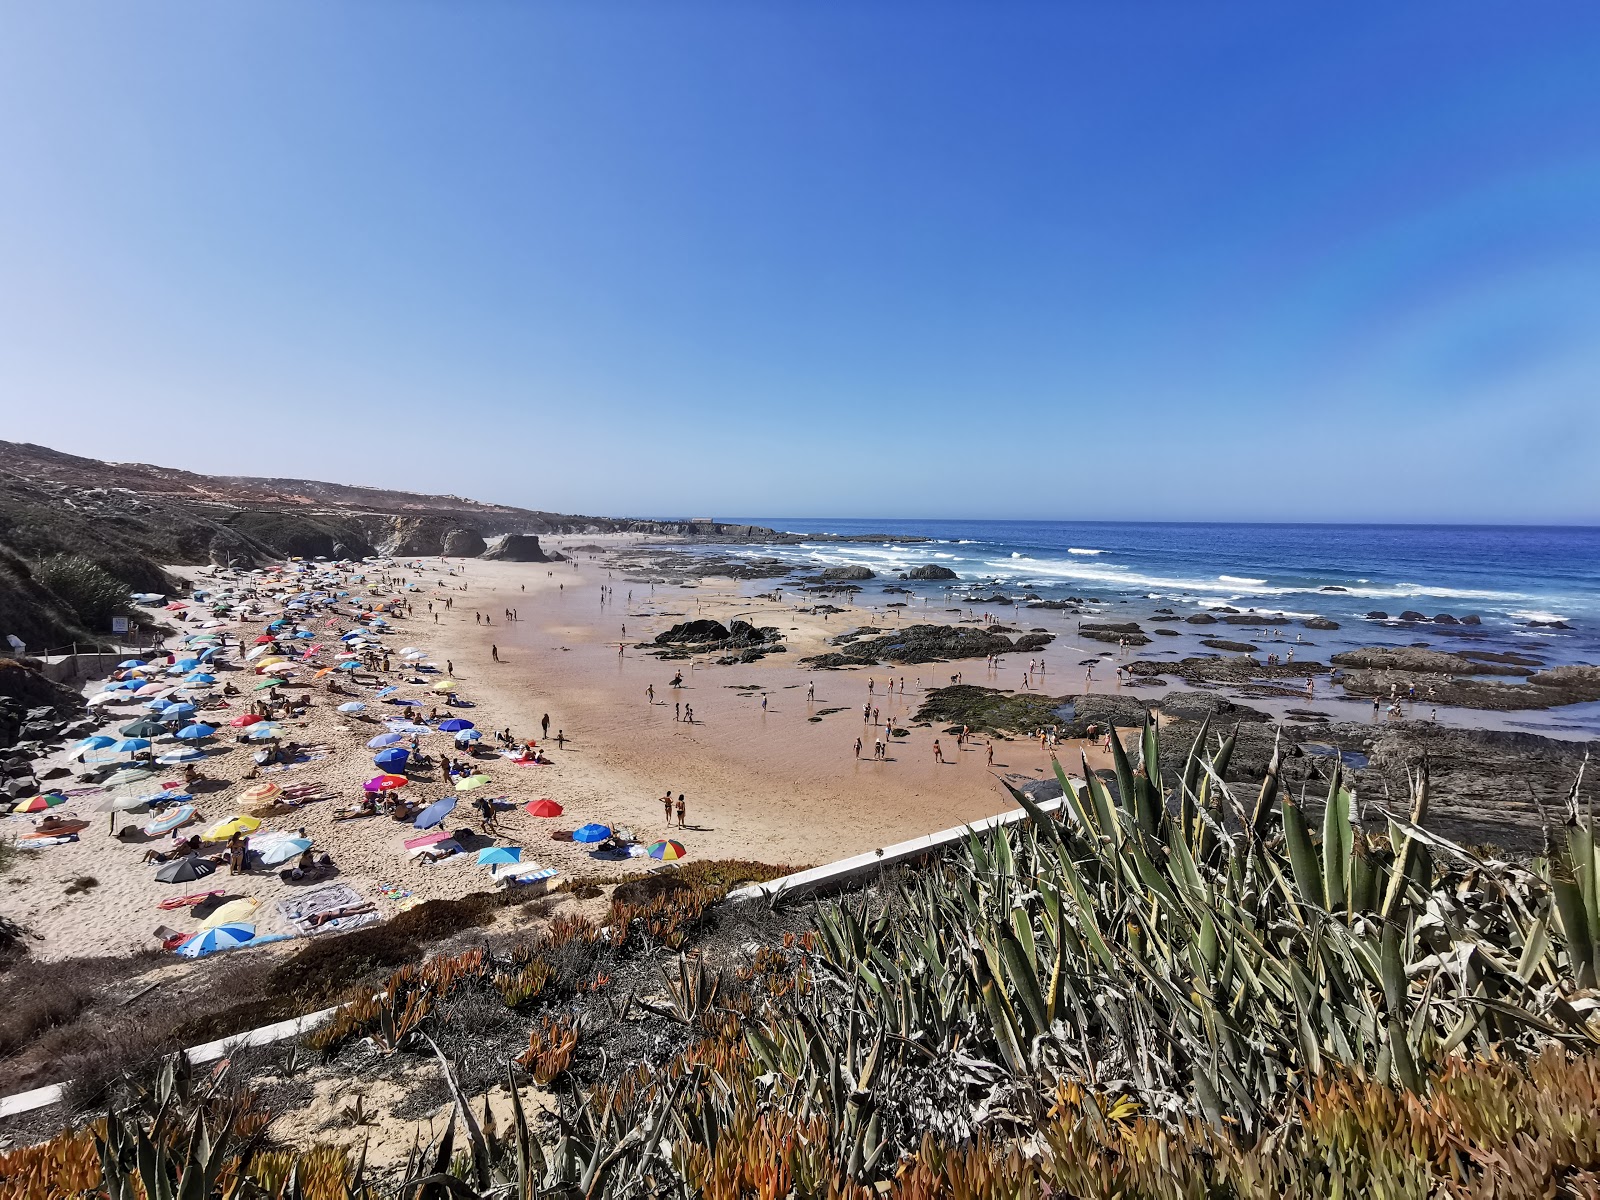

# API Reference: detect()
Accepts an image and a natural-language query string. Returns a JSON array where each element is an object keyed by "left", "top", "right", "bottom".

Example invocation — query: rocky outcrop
[
  {"left": 442, "top": 529, "right": 487, "bottom": 557},
  {"left": 1184, "top": 613, "right": 1218, "bottom": 625},
  {"left": 482, "top": 534, "right": 559, "bottom": 562},
  {"left": 907, "top": 564, "right": 958, "bottom": 580},
  {"left": 1303, "top": 617, "right": 1340, "bottom": 630},
  {"left": 1201, "top": 638, "right": 1260, "bottom": 653},
  {"left": 1335, "top": 665, "right": 1600, "bottom": 711},
  {"left": 642, "top": 619, "right": 784, "bottom": 662},
  {"left": 803, "top": 624, "right": 1053, "bottom": 668},
  {"left": 820, "top": 566, "right": 875, "bottom": 581},
  {"left": 1329, "top": 648, "right": 1531, "bottom": 676},
  {"left": 1079, "top": 622, "right": 1151, "bottom": 646}
]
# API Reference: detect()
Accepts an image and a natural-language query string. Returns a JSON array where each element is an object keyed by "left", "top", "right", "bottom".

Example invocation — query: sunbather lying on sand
[{"left": 308, "top": 902, "right": 375, "bottom": 928}]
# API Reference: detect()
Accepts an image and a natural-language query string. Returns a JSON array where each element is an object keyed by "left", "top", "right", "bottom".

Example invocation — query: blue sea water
[{"left": 719, "top": 520, "right": 1599, "bottom": 635}]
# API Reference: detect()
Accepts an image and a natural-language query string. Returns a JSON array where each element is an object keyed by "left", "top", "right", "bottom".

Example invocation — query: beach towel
[
  {"left": 403, "top": 830, "right": 451, "bottom": 851},
  {"left": 276, "top": 883, "right": 378, "bottom": 935},
  {"left": 17, "top": 834, "right": 79, "bottom": 848}
]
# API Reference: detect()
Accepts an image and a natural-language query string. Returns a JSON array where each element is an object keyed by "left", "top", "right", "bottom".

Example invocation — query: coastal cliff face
[{"left": 0, "top": 439, "right": 826, "bottom": 647}]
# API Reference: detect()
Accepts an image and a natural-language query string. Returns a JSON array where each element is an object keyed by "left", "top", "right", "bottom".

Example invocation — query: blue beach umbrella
[
  {"left": 438, "top": 719, "right": 474, "bottom": 733},
  {"left": 337, "top": 701, "right": 367, "bottom": 713},
  {"left": 573, "top": 824, "right": 611, "bottom": 844},
  {"left": 476, "top": 846, "right": 522, "bottom": 865},
  {"left": 368, "top": 733, "right": 404, "bottom": 749},
  {"left": 373, "top": 747, "right": 410, "bottom": 769},
  {"left": 176, "top": 924, "right": 256, "bottom": 958},
  {"left": 110, "top": 738, "right": 151, "bottom": 754},
  {"left": 454, "top": 730, "right": 482, "bottom": 743},
  {"left": 375, "top": 686, "right": 398, "bottom": 698},
  {"left": 161, "top": 703, "right": 198, "bottom": 722},
  {"left": 73, "top": 734, "right": 117, "bottom": 753},
  {"left": 185, "top": 672, "right": 217, "bottom": 683},
  {"left": 118, "top": 659, "right": 145, "bottom": 669},
  {"left": 338, "top": 661, "right": 361, "bottom": 671},
  {"left": 157, "top": 748, "right": 206, "bottom": 764},
  {"left": 145, "top": 697, "right": 173, "bottom": 710},
  {"left": 413, "top": 795, "right": 457, "bottom": 829},
  {"left": 175, "top": 724, "right": 216, "bottom": 740}
]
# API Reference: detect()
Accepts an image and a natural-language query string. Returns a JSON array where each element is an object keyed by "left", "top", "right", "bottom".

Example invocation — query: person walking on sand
[
  {"left": 807, "top": 681, "right": 815, "bottom": 701},
  {"left": 647, "top": 684, "right": 655, "bottom": 703},
  {"left": 491, "top": 645, "right": 499, "bottom": 662},
  {"left": 933, "top": 739, "right": 944, "bottom": 763},
  {"left": 986, "top": 741, "right": 994, "bottom": 767},
  {"left": 761, "top": 693, "right": 768, "bottom": 712},
  {"left": 684, "top": 705, "right": 693, "bottom": 723},
  {"left": 556, "top": 729, "right": 566, "bottom": 748},
  {"left": 854, "top": 736, "right": 862, "bottom": 759},
  {"left": 676, "top": 794, "right": 686, "bottom": 827},
  {"left": 675, "top": 701, "right": 681, "bottom": 721}
]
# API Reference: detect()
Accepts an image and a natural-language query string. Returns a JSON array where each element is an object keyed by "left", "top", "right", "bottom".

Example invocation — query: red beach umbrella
[
  {"left": 364, "top": 774, "right": 408, "bottom": 793},
  {"left": 228, "top": 713, "right": 263, "bottom": 728},
  {"left": 525, "top": 798, "right": 563, "bottom": 817}
]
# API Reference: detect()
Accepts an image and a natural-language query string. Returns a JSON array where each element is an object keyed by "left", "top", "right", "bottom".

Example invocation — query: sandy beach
[{"left": 5, "top": 544, "right": 1115, "bottom": 963}]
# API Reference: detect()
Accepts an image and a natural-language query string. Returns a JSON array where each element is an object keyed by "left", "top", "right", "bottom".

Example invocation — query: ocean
[{"left": 690, "top": 520, "right": 1600, "bottom": 734}]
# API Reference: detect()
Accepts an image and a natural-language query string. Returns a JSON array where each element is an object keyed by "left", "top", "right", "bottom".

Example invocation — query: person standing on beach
[
  {"left": 541, "top": 713, "right": 550, "bottom": 739},
  {"left": 491, "top": 645, "right": 499, "bottom": 662},
  {"left": 684, "top": 705, "right": 693, "bottom": 723},
  {"left": 676, "top": 794, "right": 686, "bottom": 827},
  {"left": 933, "top": 739, "right": 944, "bottom": 763},
  {"left": 647, "top": 684, "right": 655, "bottom": 703},
  {"left": 663, "top": 791, "right": 673, "bottom": 823},
  {"left": 760, "top": 694, "right": 768, "bottom": 712},
  {"left": 674, "top": 701, "right": 681, "bottom": 721},
  {"left": 986, "top": 741, "right": 994, "bottom": 767},
  {"left": 854, "top": 736, "right": 862, "bottom": 759},
  {"left": 555, "top": 729, "right": 566, "bottom": 748},
  {"left": 807, "top": 681, "right": 815, "bottom": 701}
]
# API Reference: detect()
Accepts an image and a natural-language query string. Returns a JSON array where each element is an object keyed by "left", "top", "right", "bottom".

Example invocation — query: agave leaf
[
  {"left": 1281, "top": 794, "right": 1322, "bottom": 914},
  {"left": 1322, "top": 770, "right": 1352, "bottom": 916}
]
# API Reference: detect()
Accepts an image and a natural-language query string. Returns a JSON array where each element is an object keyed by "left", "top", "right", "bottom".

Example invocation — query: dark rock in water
[
  {"left": 1184, "top": 614, "right": 1218, "bottom": 625},
  {"left": 1527, "top": 618, "right": 1571, "bottom": 630},
  {"left": 1026, "top": 600, "right": 1079, "bottom": 610},
  {"left": 802, "top": 623, "right": 1052, "bottom": 668},
  {"left": 1432, "top": 613, "right": 1459, "bottom": 625},
  {"left": 1399, "top": 610, "right": 1427, "bottom": 622},
  {"left": 1462, "top": 650, "right": 1545, "bottom": 668},
  {"left": 1222, "top": 613, "right": 1285, "bottom": 625},
  {"left": 1461, "top": 614, "right": 1482, "bottom": 626},
  {"left": 1153, "top": 628, "right": 1180, "bottom": 636},
  {"left": 1080, "top": 622, "right": 1143, "bottom": 635},
  {"left": 483, "top": 534, "right": 561, "bottom": 562},
  {"left": 1366, "top": 611, "right": 1389, "bottom": 620},
  {"left": 1155, "top": 692, "right": 1272, "bottom": 724},
  {"left": 1154, "top": 608, "right": 1175, "bottom": 615},
  {"left": 1303, "top": 617, "right": 1340, "bottom": 630},
  {"left": 987, "top": 625, "right": 1017, "bottom": 635},
  {"left": 1337, "top": 663, "right": 1600, "bottom": 710},
  {"left": 1126, "top": 654, "right": 1328, "bottom": 685},
  {"left": 820, "top": 565, "right": 875, "bottom": 581},
  {"left": 968, "top": 594, "right": 1014, "bottom": 605},
  {"left": 907, "top": 564, "right": 958, "bottom": 580},
  {"left": 1329, "top": 647, "right": 1530, "bottom": 676},
  {"left": 1215, "top": 606, "right": 1241, "bottom": 614},
  {"left": 1320, "top": 586, "right": 1348, "bottom": 592},
  {"left": 1080, "top": 626, "right": 1151, "bottom": 646},
  {"left": 1202, "top": 638, "right": 1260, "bottom": 653}
]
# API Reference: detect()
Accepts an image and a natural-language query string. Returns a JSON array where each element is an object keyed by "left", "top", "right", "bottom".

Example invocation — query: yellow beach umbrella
[
  {"left": 432, "top": 680, "right": 458, "bottom": 692},
  {"left": 199, "top": 897, "right": 259, "bottom": 930},
  {"left": 455, "top": 774, "right": 492, "bottom": 792},
  {"left": 205, "top": 814, "right": 262, "bottom": 840}
]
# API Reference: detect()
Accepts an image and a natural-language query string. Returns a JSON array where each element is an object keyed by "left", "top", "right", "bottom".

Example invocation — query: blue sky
[{"left": 2, "top": 3, "right": 1598, "bottom": 523}]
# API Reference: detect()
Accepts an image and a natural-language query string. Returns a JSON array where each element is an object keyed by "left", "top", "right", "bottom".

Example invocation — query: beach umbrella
[
  {"left": 253, "top": 680, "right": 281, "bottom": 692},
  {"left": 337, "top": 661, "right": 361, "bottom": 671},
  {"left": 525, "top": 799, "right": 563, "bottom": 817},
  {"left": 432, "top": 680, "right": 458, "bottom": 692},
  {"left": 86, "top": 691, "right": 129, "bottom": 707},
  {"left": 118, "top": 659, "right": 145, "bottom": 669},
  {"left": 648, "top": 840, "right": 688, "bottom": 861},
  {"left": 373, "top": 748, "right": 409, "bottom": 769},
  {"left": 157, "top": 748, "right": 206, "bottom": 765},
  {"left": 155, "top": 854, "right": 215, "bottom": 883},
  {"left": 476, "top": 846, "right": 521, "bottom": 865},
  {"left": 111, "top": 738, "right": 151, "bottom": 754},
  {"left": 139, "top": 789, "right": 192, "bottom": 805},
  {"left": 70, "top": 735, "right": 116, "bottom": 758},
  {"left": 337, "top": 702, "right": 367, "bottom": 713},
  {"left": 99, "top": 791, "right": 152, "bottom": 812},
  {"left": 365, "top": 774, "right": 408, "bottom": 792},
  {"left": 121, "top": 719, "right": 166, "bottom": 738},
  {"left": 368, "top": 733, "right": 404, "bottom": 749},
  {"left": 438, "top": 719, "right": 474, "bottom": 732},
  {"left": 160, "top": 702, "right": 198, "bottom": 721},
  {"left": 199, "top": 897, "right": 259, "bottom": 930},
  {"left": 185, "top": 673, "right": 217, "bottom": 684},
  {"left": 253, "top": 835, "right": 311, "bottom": 866},
  {"left": 204, "top": 815, "right": 260, "bottom": 840},
  {"left": 573, "top": 824, "right": 611, "bottom": 844},
  {"left": 175, "top": 923, "right": 255, "bottom": 958},
  {"left": 375, "top": 686, "right": 398, "bottom": 697},
  {"left": 454, "top": 774, "right": 491, "bottom": 792},
  {"left": 454, "top": 730, "right": 481, "bottom": 744},
  {"left": 134, "top": 683, "right": 169, "bottom": 697},
  {"left": 246, "top": 724, "right": 283, "bottom": 740},
  {"left": 239, "top": 781, "right": 281, "bottom": 805},
  {"left": 175, "top": 723, "right": 216, "bottom": 740},
  {"left": 143, "top": 804, "right": 196, "bottom": 836},
  {"left": 101, "top": 766, "right": 155, "bottom": 788},
  {"left": 399, "top": 646, "right": 420, "bottom": 654},
  {"left": 413, "top": 795, "right": 457, "bottom": 829},
  {"left": 13, "top": 793, "right": 67, "bottom": 813},
  {"left": 144, "top": 698, "right": 173, "bottom": 711},
  {"left": 228, "top": 713, "right": 263, "bottom": 728}
]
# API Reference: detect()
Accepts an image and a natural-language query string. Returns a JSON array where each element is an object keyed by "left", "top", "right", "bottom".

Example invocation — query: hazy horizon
[{"left": 4, "top": 4, "right": 1599, "bottom": 524}]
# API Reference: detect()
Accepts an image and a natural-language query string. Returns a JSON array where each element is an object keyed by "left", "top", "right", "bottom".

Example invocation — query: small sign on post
[{"left": 111, "top": 617, "right": 130, "bottom": 634}]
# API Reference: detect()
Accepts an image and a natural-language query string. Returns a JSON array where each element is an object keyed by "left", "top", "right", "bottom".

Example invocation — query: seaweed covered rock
[
  {"left": 913, "top": 685, "right": 1071, "bottom": 735},
  {"left": 802, "top": 623, "right": 1053, "bottom": 668}
]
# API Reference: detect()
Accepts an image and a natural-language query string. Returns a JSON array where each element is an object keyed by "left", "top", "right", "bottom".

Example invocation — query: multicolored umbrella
[
  {"left": 13, "top": 793, "right": 67, "bottom": 813},
  {"left": 238, "top": 781, "right": 281, "bottom": 805},
  {"left": 648, "top": 840, "right": 688, "bottom": 861},
  {"left": 143, "top": 803, "right": 196, "bottom": 836},
  {"left": 175, "top": 923, "right": 255, "bottom": 958}
]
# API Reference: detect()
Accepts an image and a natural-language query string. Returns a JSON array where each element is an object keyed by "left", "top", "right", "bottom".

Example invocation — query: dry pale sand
[{"left": 4, "top": 547, "right": 1130, "bottom": 963}]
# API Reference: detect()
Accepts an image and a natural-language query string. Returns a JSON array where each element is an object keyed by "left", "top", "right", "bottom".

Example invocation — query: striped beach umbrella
[{"left": 648, "top": 840, "right": 688, "bottom": 861}]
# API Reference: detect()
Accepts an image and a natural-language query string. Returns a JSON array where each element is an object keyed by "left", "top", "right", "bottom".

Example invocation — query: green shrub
[{"left": 31, "top": 554, "right": 133, "bottom": 631}]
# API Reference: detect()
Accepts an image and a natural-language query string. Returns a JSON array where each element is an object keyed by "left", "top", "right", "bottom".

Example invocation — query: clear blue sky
[{"left": 2, "top": 3, "right": 1598, "bottom": 523}]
